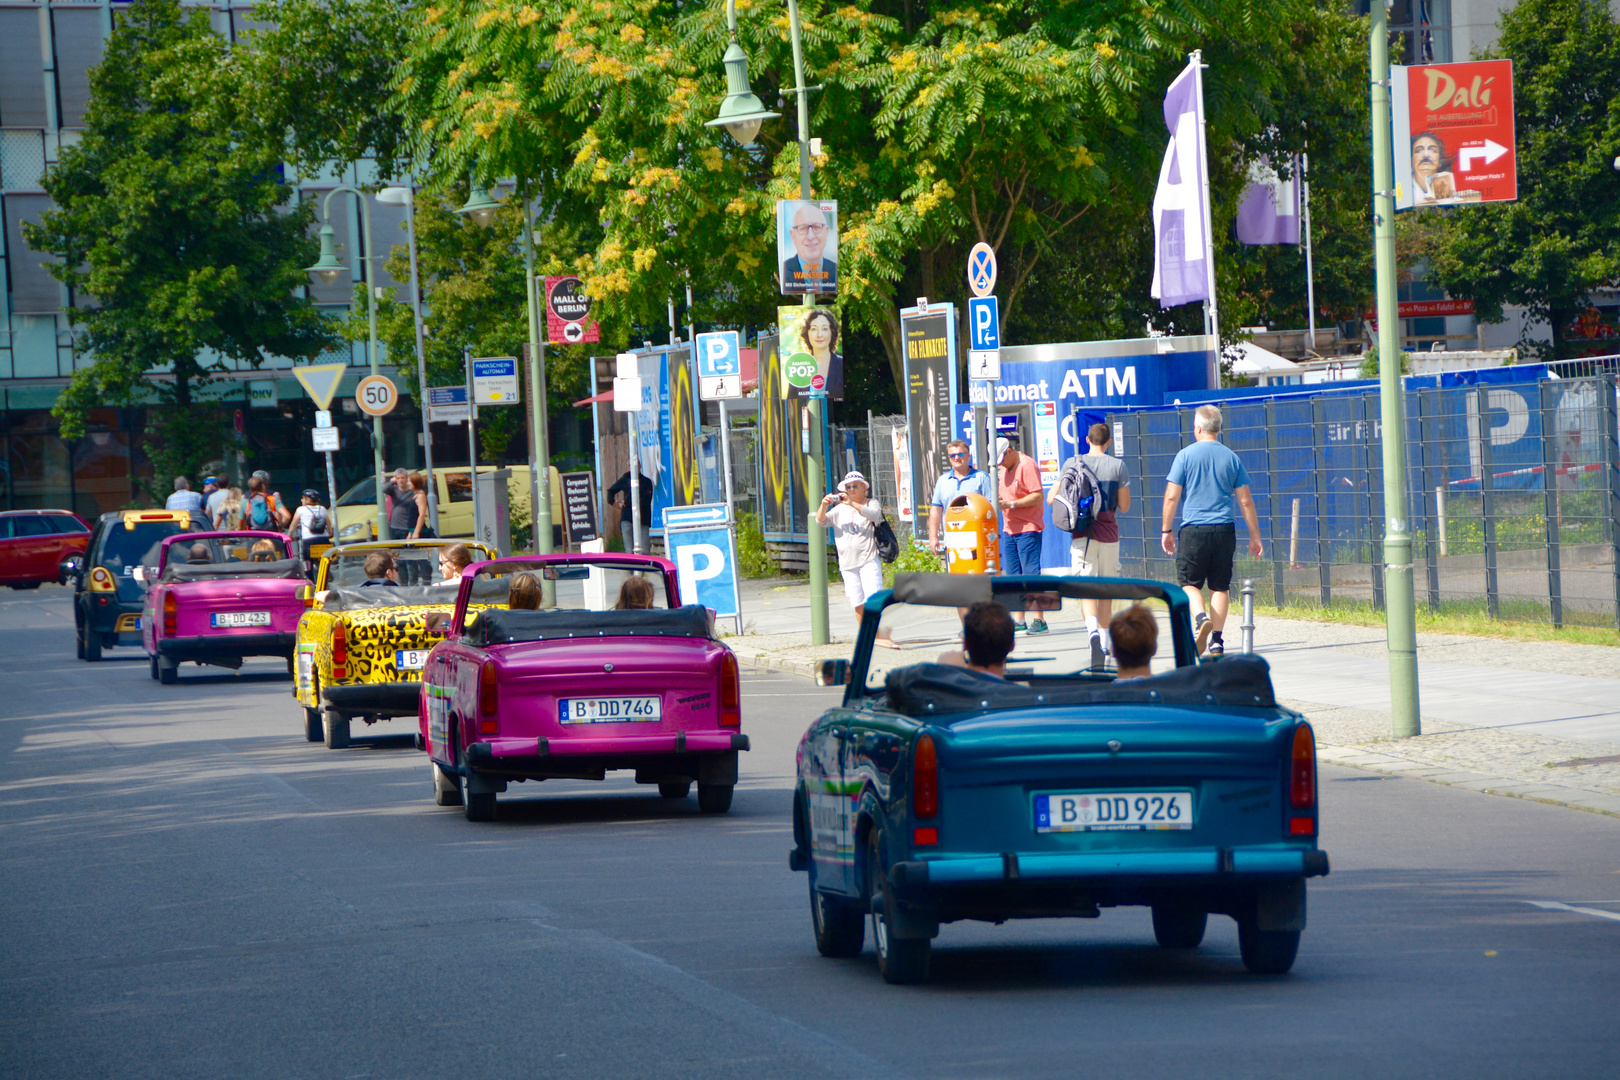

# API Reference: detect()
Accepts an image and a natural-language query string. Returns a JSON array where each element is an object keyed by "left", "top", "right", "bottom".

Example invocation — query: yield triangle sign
[{"left": 291, "top": 364, "right": 348, "bottom": 411}]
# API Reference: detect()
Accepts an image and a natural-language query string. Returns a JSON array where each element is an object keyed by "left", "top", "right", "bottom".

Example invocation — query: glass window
[
  {"left": 96, "top": 521, "right": 191, "bottom": 574},
  {"left": 14, "top": 515, "right": 53, "bottom": 537},
  {"left": 166, "top": 534, "right": 287, "bottom": 569},
  {"left": 469, "top": 559, "right": 672, "bottom": 612},
  {"left": 442, "top": 471, "right": 474, "bottom": 503},
  {"left": 48, "top": 514, "right": 88, "bottom": 534},
  {"left": 0, "top": 518, "right": 12, "bottom": 539}
]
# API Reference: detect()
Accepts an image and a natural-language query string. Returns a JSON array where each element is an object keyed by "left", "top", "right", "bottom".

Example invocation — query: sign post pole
[
  {"left": 465, "top": 351, "right": 481, "bottom": 547},
  {"left": 1371, "top": 2, "right": 1421, "bottom": 738},
  {"left": 967, "top": 245, "right": 1003, "bottom": 542},
  {"left": 293, "top": 365, "right": 349, "bottom": 528}
]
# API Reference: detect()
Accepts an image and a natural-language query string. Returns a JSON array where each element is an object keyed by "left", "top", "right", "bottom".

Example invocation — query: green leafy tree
[
  {"left": 25, "top": 0, "right": 337, "bottom": 492},
  {"left": 393, "top": 0, "right": 1342, "bottom": 403},
  {"left": 1427, "top": 0, "right": 1620, "bottom": 360}
]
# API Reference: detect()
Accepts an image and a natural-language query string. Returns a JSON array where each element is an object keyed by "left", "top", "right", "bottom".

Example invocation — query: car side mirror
[{"left": 816, "top": 659, "right": 851, "bottom": 687}]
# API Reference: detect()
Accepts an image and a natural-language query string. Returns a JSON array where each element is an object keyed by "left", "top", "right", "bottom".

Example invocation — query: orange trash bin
[{"left": 943, "top": 493, "right": 999, "bottom": 574}]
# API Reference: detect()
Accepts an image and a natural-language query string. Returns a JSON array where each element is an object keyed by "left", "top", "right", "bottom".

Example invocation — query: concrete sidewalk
[{"left": 724, "top": 576, "right": 1620, "bottom": 818}]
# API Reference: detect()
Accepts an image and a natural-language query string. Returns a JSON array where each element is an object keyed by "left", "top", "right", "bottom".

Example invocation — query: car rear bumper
[
  {"left": 86, "top": 600, "right": 142, "bottom": 635},
  {"left": 885, "top": 845, "right": 1329, "bottom": 896},
  {"left": 323, "top": 681, "right": 422, "bottom": 717},
  {"left": 457, "top": 733, "right": 750, "bottom": 783},
  {"left": 158, "top": 632, "right": 296, "bottom": 663}
]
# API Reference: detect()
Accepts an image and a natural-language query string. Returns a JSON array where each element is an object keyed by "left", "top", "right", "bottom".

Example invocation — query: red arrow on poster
[{"left": 1393, "top": 59, "right": 1517, "bottom": 210}]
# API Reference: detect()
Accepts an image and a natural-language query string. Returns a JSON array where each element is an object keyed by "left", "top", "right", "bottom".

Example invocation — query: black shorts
[{"left": 1175, "top": 523, "right": 1236, "bottom": 592}]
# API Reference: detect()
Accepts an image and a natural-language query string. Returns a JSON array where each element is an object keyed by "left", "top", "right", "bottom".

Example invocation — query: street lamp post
[
  {"left": 457, "top": 179, "right": 555, "bottom": 575},
  {"left": 706, "top": 0, "right": 832, "bottom": 647},
  {"left": 377, "top": 184, "right": 439, "bottom": 535},
  {"left": 307, "top": 187, "right": 388, "bottom": 541}
]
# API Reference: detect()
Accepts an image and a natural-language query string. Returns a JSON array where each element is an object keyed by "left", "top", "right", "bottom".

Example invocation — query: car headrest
[{"left": 884, "top": 654, "right": 1278, "bottom": 717}]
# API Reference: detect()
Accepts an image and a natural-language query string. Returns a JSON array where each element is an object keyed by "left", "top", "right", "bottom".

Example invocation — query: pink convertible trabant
[
  {"left": 140, "top": 531, "right": 307, "bottom": 683},
  {"left": 420, "top": 554, "right": 747, "bottom": 822}
]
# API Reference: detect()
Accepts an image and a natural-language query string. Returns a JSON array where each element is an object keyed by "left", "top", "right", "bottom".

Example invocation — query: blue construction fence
[{"left": 1106, "top": 368, "right": 1620, "bottom": 630}]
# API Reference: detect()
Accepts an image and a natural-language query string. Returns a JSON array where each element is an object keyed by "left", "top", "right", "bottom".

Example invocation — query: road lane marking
[{"left": 1524, "top": 900, "right": 1620, "bottom": 923}]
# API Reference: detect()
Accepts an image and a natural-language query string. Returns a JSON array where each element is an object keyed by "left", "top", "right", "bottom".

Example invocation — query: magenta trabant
[
  {"left": 140, "top": 531, "right": 307, "bottom": 683},
  {"left": 420, "top": 554, "right": 747, "bottom": 821}
]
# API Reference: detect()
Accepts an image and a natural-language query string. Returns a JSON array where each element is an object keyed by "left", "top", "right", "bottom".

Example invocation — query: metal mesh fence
[{"left": 1109, "top": 375, "right": 1620, "bottom": 630}]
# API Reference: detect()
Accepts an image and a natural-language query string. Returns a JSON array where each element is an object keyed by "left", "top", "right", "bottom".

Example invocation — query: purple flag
[
  {"left": 1235, "top": 157, "right": 1301, "bottom": 245},
  {"left": 1151, "top": 63, "right": 1212, "bottom": 308}
]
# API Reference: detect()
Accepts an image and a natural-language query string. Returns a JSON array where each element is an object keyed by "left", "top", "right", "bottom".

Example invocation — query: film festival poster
[
  {"left": 775, "top": 306, "right": 844, "bottom": 399},
  {"left": 776, "top": 199, "right": 838, "bottom": 296},
  {"left": 902, "top": 306, "right": 955, "bottom": 520}
]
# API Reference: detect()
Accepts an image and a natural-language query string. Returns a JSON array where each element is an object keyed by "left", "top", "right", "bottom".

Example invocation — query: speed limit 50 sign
[{"left": 355, "top": 374, "right": 398, "bottom": 416}]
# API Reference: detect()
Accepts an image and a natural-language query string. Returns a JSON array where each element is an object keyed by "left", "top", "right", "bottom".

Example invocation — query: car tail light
[
  {"left": 913, "top": 734, "right": 938, "bottom": 820},
  {"left": 479, "top": 660, "right": 498, "bottom": 720},
  {"left": 1290, "top": 723, "right": 1316, "bottom": 810},
  {"left": 331, "top": 623, "right": 348, "bottom": 681},
  {"left": 89, "top": 567, "right": 116, "bottom": 592},
  {"left": 719, "top": 652, "right": 741, "bottom": 727},
  {"left": 163, "top": 591, "right": 177, "bottom": 636},
  {"left": 913, "top": 827, "right": 938, "bottom": 846}
]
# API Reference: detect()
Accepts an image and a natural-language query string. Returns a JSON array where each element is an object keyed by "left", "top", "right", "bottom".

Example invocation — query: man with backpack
[
  {"left": 243, "top": 476, "right": 280, "bottom": 531},
  {"left": 250, "top": 470, "right": 293, "bottom": 529},
  {"left": 1051, "top": 424, "right": 1131, "bottom": 665}
]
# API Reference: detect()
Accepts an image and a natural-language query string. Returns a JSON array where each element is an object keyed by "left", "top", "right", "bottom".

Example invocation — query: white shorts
[
  {"left": 840, "top": 559, "right": 884, "bottom": 609},
  {"left": 1070, "top": 537, "right": 1120, "bottom": 577}
]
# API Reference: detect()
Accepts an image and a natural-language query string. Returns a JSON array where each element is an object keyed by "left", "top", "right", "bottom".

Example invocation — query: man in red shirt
[{"left": 997, "top": 436, "right": 1047, "bottom": 633}]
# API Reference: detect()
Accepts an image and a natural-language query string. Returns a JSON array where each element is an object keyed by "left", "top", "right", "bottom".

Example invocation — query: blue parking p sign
[
  {"left": 968, "top": 296, "right": 1000, "bottom": 352},
  {"left": 662, "top": 503, "right": 740, "bottom": 624},
  {"left": 695, "top": 331, "right": 741, "bottom": 378}
]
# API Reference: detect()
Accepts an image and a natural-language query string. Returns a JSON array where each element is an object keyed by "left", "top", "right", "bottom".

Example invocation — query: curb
[
  {"left": 1318, "top": 744, "right": 1620, "bottom": 819},
  {"left": 730, "top": 647, "right": 818, "bottom": 680}
]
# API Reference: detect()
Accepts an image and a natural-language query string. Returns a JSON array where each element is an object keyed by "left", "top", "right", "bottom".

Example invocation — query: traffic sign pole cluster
[
  {"left": 293, "top": 364, "right": 348, "bottom": 524},
  {"left": 966, "top": 241, "right": 1004, "bottom": 537},
  {"left": 695, "top": 331, "right": 743, "bottom": 532}
]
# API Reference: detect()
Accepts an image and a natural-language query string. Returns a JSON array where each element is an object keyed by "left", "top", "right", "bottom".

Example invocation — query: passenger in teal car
[{"left": 1109, "top": 605, "right": 1159, "bottom": 681}]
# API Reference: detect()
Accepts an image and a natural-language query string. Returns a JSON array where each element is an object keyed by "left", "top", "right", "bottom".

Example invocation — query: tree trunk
[{"left": 877, "top": 307, "right": 904, "bottom": 403}]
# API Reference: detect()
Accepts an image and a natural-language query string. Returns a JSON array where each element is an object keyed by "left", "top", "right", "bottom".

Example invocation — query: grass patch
[{"left": 1256, "top": 600, "right": 1620, "bottom": 647}]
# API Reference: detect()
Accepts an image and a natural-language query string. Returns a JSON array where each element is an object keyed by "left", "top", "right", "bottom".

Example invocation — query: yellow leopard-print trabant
[{"left": 293, "top": 540, "right": 497, "bottom": 747}]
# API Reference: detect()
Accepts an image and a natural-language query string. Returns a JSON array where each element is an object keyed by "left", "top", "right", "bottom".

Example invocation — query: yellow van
[{"left": 330, "top": 465, "right": 564, "bottom": 544}]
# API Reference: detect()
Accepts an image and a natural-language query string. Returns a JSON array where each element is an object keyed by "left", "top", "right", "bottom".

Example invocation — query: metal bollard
[{"left": 1240, "top": 578, "right": 1256, "bottom": 655}]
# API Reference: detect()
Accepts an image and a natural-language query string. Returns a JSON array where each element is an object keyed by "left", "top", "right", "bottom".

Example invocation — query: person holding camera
[{"left": 816, "top": 470, "right": 884, "bottom": 625}]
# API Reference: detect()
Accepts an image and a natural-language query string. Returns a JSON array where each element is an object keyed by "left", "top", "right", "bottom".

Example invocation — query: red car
[{"left": 0, "top": 510, "right": 91, "bottom": 589}]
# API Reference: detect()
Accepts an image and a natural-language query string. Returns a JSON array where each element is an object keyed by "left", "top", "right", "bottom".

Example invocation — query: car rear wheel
[
  {"left": 13, "top": 582, "right": 40, "bottom": 590},
  {"left": 811, "top": 883, "right": 865, "bottom": 958},
  {"left": 83, "top": 624, "right": 102, "bottom": 662},
  {"left": 1237, "top": 921, "right": 1300, "bottom": 975},
  {"left": 157, "top": 656, "right": 178, "bottom": 684},
  {"left": 75, "top": 616, "right": 85, "bottom": 660},
  {"left": 432, "top": 762, "right": 463, "bottom": 807},
  {"left": 463, "top": 784, "right": 496, "bottom": 822},
  {"left": 303, "top": 707, "right": 324, "bottom": 743},
  {"left": 149, "top": 656, "right": 159, "bottom": 681},
  {"left": 696, "top": 783, "right": 733, "bottom": 814},
  {"left": 323, "top": 710, "right": 351, "bottom": 750},
  {"left": 868, "top": 829, "right": 930, "bottom": 984},
  {"left": 658, "top": 780, "right": 691, "bottom": 799},
  {"left": 1152, "top": 906, "right": 1208, "bottom": 949}
]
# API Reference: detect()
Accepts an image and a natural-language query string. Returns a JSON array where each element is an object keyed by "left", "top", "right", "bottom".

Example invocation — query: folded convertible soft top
[
  {"left": 160, "top": 558, "right": 307, "bottom": 583},
  {"left": 471, "top": 604, "right": 713, "bottom": 645},
  {"left": 885, "top": 653, "right": 1278, "bottom": 717}
]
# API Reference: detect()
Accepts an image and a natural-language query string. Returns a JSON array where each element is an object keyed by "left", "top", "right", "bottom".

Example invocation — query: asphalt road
[{"left": 2, "top": 587, "right": 1618, "bottom": 1080}]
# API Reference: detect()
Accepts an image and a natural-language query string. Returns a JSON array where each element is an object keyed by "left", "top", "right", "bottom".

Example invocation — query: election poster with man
[{"left": 777, "top": 200, "right": 838, "bottom": 295}]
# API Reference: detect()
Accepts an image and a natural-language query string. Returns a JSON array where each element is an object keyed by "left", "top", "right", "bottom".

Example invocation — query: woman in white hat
[{"left": 816, "top": 470, "right": 884, "bottom": 625}]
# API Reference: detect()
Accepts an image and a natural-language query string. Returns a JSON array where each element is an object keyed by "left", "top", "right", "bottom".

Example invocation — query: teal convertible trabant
[{"left": 791, "top": 573, "right": 1328, "bottom": 984}]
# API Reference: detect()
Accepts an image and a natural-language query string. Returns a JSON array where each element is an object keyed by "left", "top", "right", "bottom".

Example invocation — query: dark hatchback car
[
  {"left": 72, "top": 509, "right": 204, "bottom": 660},
  {"left": 0, "top": 510, "right": 90, "bottom": 589}
]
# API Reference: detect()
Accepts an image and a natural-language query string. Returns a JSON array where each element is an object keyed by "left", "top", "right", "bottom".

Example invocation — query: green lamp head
[
  {"left": 705, "top": 40, "right": 779, "bottom": 147},
  {"left": 305, "top": 223, "right": 345, "bottom": 286},
  {"left": 456, "top": 181, "right": 502, "bottom": 228}
]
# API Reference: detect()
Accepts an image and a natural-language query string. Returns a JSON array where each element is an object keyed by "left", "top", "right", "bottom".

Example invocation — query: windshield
[
  {"left": 864, "top": 591, "right": 1178, "bottom": 693},
  {"left": 98, "top": 521, "right": 194, "bottom": 575},
  {"left": 163, "top": 534, "right": 289, "bottom": 569},
  {"left": 465, "top": 559, "right": 673, "bottom": 613},
  {"left": 337, "top": 476, "right": 376, "bottom": 507},
  {"left": 323, "top": 544, "right": 472, "bottom": 587}
]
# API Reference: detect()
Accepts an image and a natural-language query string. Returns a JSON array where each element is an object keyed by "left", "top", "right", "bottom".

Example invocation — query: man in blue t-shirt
[
  {"left": 927, "top": 439, "right": 993, "bottom": 556},
  {"left": 1160, "top": 406, "right": 1263, "bottom": 656}
]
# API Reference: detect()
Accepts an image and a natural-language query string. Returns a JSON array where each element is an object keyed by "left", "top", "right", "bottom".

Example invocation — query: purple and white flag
[
  {"left": 1235, "top": 157, "right": 1301, "bottom": 245},
  {"left": 1150, "top": 62, "right": 1212, "bottom": 309}
]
